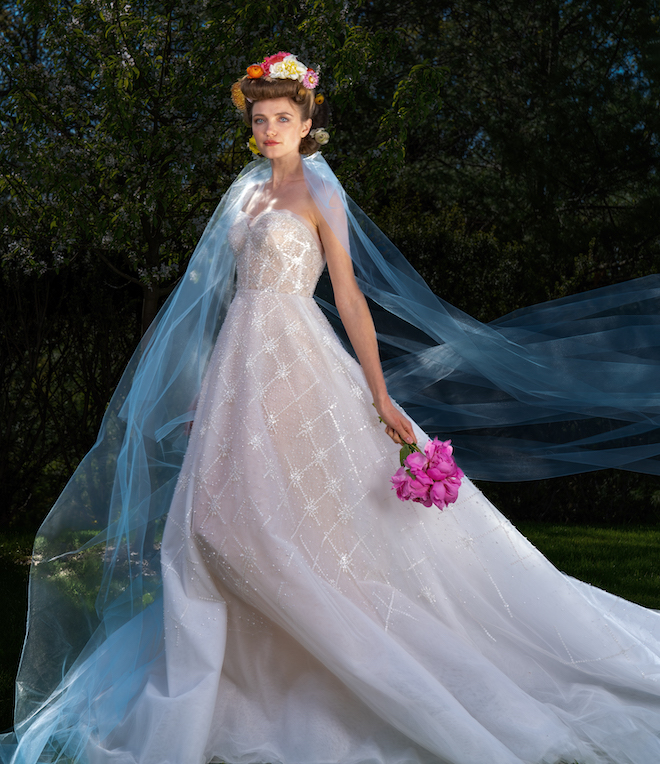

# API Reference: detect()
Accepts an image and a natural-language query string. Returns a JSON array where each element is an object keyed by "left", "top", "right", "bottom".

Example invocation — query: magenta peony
[
  {"left": 425, "top": 438, "right": 458, "bottom": 480},
  {"left": 405, "top": 451, "right": 428, "bottom": 476},
  {"left": 390, "top": 438, "right": 464, "bottom": 511},
  {"left": 391, "top": 467, "right": 413, "bottom": 500}
]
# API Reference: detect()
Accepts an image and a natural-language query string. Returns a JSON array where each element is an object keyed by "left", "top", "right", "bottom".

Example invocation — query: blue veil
[
  {"left": 2, "top": 152, "right": 660, "bottom": 762},
  {"left": 303, "top": 155, "right": 660, "bottom": 479}
]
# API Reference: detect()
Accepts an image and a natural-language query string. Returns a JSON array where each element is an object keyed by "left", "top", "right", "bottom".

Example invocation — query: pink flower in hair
[
  {"left": 261, "top": 51, "right": 291, "bottom": 77},
  {"left": 302, "top": 69, "right": 319, "bottom": 89}
]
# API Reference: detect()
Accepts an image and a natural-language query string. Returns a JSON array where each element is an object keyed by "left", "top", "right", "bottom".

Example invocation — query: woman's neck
[{"left": 269, "top": 154, "right": 304, "bottom": 188}]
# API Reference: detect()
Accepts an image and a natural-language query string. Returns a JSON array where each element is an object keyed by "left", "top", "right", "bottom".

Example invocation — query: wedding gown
[{"left": 87, "top": 207, "right": 660, "bottom": 764}]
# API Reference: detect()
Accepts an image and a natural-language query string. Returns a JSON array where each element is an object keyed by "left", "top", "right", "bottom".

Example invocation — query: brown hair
[{"left": 238, "top": 77, "right": 329, "bottom": 155}]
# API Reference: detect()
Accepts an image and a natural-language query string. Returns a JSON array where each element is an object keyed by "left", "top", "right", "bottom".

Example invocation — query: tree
[
  {"left": 2, "top": 0, "right": 660, "bottom": 526},
  {"left": 0, "top": 0, "right": 439, "bottom": 525},
  {"left": 358, "top": 0, "right": 660, "bottom": 314}
]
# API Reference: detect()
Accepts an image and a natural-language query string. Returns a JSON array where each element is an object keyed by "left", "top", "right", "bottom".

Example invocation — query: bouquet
[{"left": 391, "top": 438, "right": 464, "bottom": 510}]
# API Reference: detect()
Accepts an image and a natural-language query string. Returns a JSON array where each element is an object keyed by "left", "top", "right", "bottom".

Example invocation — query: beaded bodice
[{"left": 229, "top": 210, "right": 325, "bottom": 297}]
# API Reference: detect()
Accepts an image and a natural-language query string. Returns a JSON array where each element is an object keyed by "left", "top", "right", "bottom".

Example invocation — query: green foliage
[
  {"left": 2, "top": 0, "right": 251, "bottom": 331},
  {"left": 32, "top": 527, "right": 161, "bottom": 616},
  {"left": 0, "top": 263, "right": 140, "bottom": 528},
  {"left": 2, "top": 0, "right": 660, "bottom": 528},
  {"left": 371, "top": 193, "right": 527, "bottom": 321},
  {"left": 479, "top": 471, "right": 660, "bottom": 527},
  {"left": 361, "top": 0, "right": 660, "bottom": 302}
]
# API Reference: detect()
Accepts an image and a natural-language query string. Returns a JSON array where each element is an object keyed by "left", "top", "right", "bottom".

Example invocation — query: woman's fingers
[
  {"left": 382, "top": 409, "right": 415, "bottom": 445},
  {"left": 375, "top": 397, "right": 416, "bottom": 445},
  {"left": 385, "top": 425, "right": 403, "bottom": 444}
]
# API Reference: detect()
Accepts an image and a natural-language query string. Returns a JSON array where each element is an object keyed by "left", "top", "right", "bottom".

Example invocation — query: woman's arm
[{"left": 316, "top": 211, "right": 415, "bottom": 446}]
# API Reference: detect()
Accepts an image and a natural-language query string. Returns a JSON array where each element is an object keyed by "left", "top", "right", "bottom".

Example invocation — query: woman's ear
[{"left": 301, "top": 118, "right": 312, "bottom": 137}]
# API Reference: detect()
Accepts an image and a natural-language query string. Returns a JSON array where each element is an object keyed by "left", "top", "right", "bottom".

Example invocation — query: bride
[{"left": 5, "top": 52, "right": 660, "bottom": 764}]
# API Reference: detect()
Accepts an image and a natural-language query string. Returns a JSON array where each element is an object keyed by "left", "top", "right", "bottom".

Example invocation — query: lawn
[{"left": 519, "top": 522, "right": 660, "bottom": 609}]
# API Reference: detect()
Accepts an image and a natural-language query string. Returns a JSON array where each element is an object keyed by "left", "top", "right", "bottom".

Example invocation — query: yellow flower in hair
[
  {"left": 231, "top": 81, "right": 246, "bottom": 112},
  {"left": 315, "top": 94, "right": 325, "bottom": 105}
]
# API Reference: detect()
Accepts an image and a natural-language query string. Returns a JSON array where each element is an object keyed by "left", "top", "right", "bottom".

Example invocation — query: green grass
[
  {"left": 519, "top": 522, "right": 660, "bottom": 609},
  {"left": 1, "top": 524, "right": 659, "bottom": 735}
]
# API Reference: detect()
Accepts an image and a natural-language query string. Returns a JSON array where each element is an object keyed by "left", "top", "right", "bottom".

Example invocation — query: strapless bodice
[{"left": 228, "top": 210, "right": 325, "bottom": 297}]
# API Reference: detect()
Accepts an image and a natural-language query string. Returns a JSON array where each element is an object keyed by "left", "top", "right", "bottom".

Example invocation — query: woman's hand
[{"left": 375, "top": 397, "right": 416, "bottom": 446}]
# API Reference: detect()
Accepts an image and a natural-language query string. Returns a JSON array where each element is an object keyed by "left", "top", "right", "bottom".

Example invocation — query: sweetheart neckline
[{"left": 239, "top": 209, "right": 323, "bottom": 256}]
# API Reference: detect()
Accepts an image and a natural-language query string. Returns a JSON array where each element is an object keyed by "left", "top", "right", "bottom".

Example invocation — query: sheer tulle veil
[
  {"left": 2, "top": 152, "right": 660, "bottom": 762},
  {"left": 304, "top": 154, "right": 660, "bottom": 479}
]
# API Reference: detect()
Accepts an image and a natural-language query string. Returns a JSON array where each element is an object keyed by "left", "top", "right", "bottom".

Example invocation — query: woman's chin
[{"left": 260, "top": 145, "right": 298, "bottom": 161}]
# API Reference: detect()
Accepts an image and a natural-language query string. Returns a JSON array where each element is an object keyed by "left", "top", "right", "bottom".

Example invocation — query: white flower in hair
[
  {"left": 311, "top": 128, "right": 330, "bottom": 146},
  {"left": 269, "top": 55, "right": 308, "bottom": 81}
]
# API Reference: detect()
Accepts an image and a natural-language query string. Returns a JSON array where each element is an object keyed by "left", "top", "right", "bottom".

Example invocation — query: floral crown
[
  {"left": 247, "top": 52, "right": 319, "bottom": 89},
  {"left": 232, "top": 52, "right": 329, "bottom": 152}
]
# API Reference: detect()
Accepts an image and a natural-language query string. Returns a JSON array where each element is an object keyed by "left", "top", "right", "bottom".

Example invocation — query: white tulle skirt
[{"left": 90, "top": 289, "right": 660, "bottom": 764}]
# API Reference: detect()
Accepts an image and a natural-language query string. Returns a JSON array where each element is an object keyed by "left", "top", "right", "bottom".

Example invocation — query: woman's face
[{"left": 251, "top": 97, "right": 311, "bottom": 160}]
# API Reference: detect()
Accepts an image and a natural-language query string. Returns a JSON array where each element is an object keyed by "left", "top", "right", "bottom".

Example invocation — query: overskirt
[
  {"left": 87, "top": 287, "right": 660, "bottom": 764},
  {"left": 6, "top": 155, "right": 660, "bottom": 764}
]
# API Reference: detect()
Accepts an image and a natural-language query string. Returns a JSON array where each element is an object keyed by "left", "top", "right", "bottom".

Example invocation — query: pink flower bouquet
[{"left": 391, "top": 438, "right": 464, "bottom": 510}]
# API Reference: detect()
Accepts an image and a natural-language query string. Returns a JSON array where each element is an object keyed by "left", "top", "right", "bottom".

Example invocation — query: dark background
[{"left": 2, "top": 0, "right": 660, "bottom": 532}]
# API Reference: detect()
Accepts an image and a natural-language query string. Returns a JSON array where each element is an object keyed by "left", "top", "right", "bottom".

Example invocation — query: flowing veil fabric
[
  {"left": 303, "top": 155, "right": 660, "bottom": 479},
  {"left": 0, "top": 158, "right": 270, "bottom": 763},
  {"left": 2, "top": 153, "right": 660, "bottom": 762}
]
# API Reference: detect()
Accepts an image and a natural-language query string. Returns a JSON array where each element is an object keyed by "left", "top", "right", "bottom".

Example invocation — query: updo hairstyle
[{"left": 239, "top": 77, "right": 329, "bottom": 155}]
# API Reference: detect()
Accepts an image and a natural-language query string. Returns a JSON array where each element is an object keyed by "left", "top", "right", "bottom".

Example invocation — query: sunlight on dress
[{"left": 88, "top": 210, "right": 660, "bottom": 764}]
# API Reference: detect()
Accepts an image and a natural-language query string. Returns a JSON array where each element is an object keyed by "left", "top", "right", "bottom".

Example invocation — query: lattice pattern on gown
[{"left": 167, "top": 209, "right": 650, "bottom": 672}]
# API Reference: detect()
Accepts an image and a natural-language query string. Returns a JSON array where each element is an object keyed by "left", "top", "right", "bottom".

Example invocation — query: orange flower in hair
[{"left": 247, "top": 64, "right": 264, "bottom": 79}]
